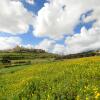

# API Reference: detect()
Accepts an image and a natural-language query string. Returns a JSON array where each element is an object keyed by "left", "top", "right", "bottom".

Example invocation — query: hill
[
  {"left": 55, "top": 50, "right": 100, "bottom": 60},
  {"left": 0, "top": 46, "right": 100, "bottom": 68},
  {"left": 0, "top": 46, "right": 100, "bottom": 59},
  {"left": 0, "top": 46, "right": 59, "bottom": 68}
]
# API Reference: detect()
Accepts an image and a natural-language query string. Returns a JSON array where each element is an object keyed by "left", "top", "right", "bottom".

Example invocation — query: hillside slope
[{"left": 0, "top": 46, "right": 59, "bottom": 68}]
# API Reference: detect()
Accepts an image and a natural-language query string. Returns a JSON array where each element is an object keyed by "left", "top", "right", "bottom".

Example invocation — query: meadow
[{"left": 0, "top": 56, "right": 100, "bottom": 100}]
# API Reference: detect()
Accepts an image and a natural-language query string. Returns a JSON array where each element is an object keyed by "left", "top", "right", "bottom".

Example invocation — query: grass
[{"left": 0, "top": 56, "right": 100, "bottom": 100}]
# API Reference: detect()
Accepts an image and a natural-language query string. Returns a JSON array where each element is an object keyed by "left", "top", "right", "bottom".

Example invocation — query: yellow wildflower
[
  {"left": 76, "top": 95, "right": 80, "bottom": 100},
  {"left": 95, "top": 93, "right": 100, "bottom": 99},
  {"left": 86, "top": 97, "right": 89, "bottom": 100}
]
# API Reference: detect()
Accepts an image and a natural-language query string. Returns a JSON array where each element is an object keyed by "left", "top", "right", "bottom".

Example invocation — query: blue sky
[
  {"left": 6, "top": 0, "right": 93, "bottom": 46},
  {"left": 0, "top": 0, "right": 47, "bottom": 46},
  {"left": 0, "top": 0, "right": 94, "bottom": 45},
  {"left": 20, "top": 0, "right": 94, "bottom": 46},
  {"left": 0, "top": 0, "right": 99, "bottom": 54},
  {"left": 20, "top": 0, "right": 49, "bottom": 45},
  {"left": 0, "top": 0, "right": 95, "bottom": 45},
  {"left": 22, "top": 0, "right": 47, "bottom": 14},
  {"left": 0, "top": 0, "right": 68, "bottom": 46}
]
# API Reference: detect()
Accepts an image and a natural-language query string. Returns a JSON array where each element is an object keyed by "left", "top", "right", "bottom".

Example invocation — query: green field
[{"left": 0, "top": 56, "right": 100, "bottom": 100}]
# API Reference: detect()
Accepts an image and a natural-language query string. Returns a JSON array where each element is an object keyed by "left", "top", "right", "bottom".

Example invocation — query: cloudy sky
[{"left": 0, "top": 0, "right": 100, "bottom": 55}]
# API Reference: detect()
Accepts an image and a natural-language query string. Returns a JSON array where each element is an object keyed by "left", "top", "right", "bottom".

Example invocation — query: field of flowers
[{"left": 0, "top": 56, "right": 100, "bottom": 100}]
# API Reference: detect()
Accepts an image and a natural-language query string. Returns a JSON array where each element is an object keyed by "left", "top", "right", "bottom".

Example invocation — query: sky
[{"left": 0, "top": 0, "right": 100, "bottom": 55}]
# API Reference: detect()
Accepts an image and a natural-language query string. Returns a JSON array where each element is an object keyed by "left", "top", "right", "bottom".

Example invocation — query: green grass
[{"left": 0, "top": 56, "right": 100, "bottom": 100}]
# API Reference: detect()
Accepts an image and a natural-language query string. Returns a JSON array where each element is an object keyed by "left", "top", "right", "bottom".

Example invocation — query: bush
[{"left": 1, "top": 56, "right": 11, "bottom": 65}]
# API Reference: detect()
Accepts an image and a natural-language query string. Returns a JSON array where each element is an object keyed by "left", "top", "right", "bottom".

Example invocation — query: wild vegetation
[
  {"left": 0, "top": 56, "right": 100, "bottom": 100},
  {"left": 0, "top": 46, "right": 59, "bottom": 69},
  {"left": 0, "top": 46, "right": 100, "bottom": 69}
]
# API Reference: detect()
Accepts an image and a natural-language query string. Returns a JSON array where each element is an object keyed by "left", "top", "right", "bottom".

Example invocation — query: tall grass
[{"left": 0, "top": 56, "right": 100, "bottom": 100}]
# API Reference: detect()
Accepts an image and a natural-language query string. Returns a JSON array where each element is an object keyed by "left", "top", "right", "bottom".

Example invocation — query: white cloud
[
  {"left": 33, "top": 0, "right": 100, "bottom": 39},
  {"left": 34, "top": 39, "right": 66, "bottom": 55},
  {"left": 52, "top": 44, "right": 66, "bottom": 55},
  {"left": 0, "top": 0, "right": 100, "bottom": 54},
  {"left": 33, "top": 0, "right": 81, "bottom": 39},
  {"left": 33, "top": 0, "right": 100, "bottom": 55},
  {"left": 0, "top": 36, "right": 22, "bottom": 50},
  {"left": 26, "top": 0, "right": 34, "bottom": 4},
  {"left": 65, "top": 27, "right": 100, "bottom": 54},
  {"left": 0, "top": 0, "right": 34, "bottom": 34},
  {"left": 63, "top": 0, "right": 100, "bottom": 55},
  {"left": 35, "top": 26, "right": 100, "bottom": 55},
  {"left": 35, "top": 39, "right": 55, "bottom": 52},
  {"left": 21, "top": 44, "right": 34, "bottom": 49}
]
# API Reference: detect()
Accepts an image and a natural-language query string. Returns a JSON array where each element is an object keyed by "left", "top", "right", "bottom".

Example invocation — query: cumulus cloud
[
  {"left": 33, "top": 0, "right": 100, "bottom": 39},
  {"left": 0, "top": 37, "right": 22, "bottom": 50},
  {"left": 34, "top": 39, "right": 66, "bottom": 55},
  {"left": 63, "top": 0, "right": 100, "bottom": 55},
  {"left": 35, "top": 26, "right": 100, "bottom": 55},
  {"left": 52, "top": 44, "right": 66, "bottom": 55},
  {"left": 35, "top": 39, "right": 55, "bottom": 52},
  {"left": 21, "top": 44, "right": 34, "bottom": 49},
  {"left": 65, "top": 27, "right": 100, "bottom": 54},
  {"left": 33, "top": 0, "right": 100, "bottom": 55},
  {"left": 33, "top": 0, "right": 81, "bottom": 39},
  {"left": 0, "top": 0, "right": 100, "bottom": 54},
  {"left": 0, "top": 0, "right": 34, "bottom": 34}
]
